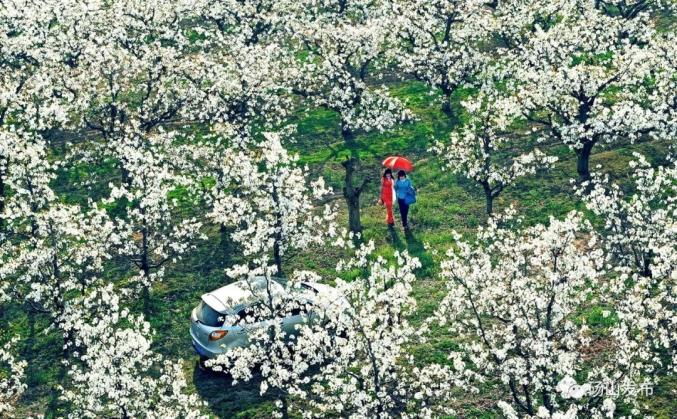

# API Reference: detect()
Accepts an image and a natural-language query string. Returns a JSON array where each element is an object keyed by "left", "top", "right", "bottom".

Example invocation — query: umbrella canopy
[{"left": 382, "top": 156, "right": 414, "bottom": 172}]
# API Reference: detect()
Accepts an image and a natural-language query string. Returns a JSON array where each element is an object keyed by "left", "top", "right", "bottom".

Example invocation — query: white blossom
[
  {"left": 504, "top": 0, "right": 669, "bottom": 179},
  {"left": 59, "top": 285, "right": 206, "bottom": 418},
  {"left": 434, "top": 210, "right": 630, "bottom": 417},
  {"left": 432, "top": 90, "right": 557, "bottom": 214},
  {"left": 0, "top": 337, "right": 27, "bottom": 416},
  {"left": 211, "top": 244, "right": 460, "bottom": 418},
  {"left": 581, "top": 154, "right": 677, "bottom": 375}
]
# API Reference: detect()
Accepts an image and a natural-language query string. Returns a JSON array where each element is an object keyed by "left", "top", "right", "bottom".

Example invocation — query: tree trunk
[
  {"left": 279, "top": 395, "right": 290, "bottom": 419},
  {"left": 140, "top": 229, "right": 150, "bottom": 276},
  {"left": 217, "top": 170, "right": 230, "bottom": 253},
  {"left": 576, "top": 140, "right": 594, "bottom": 181},
  {"left": 485, "top": 191, "right": 493, "bottom": 215},
  {"left": 47, "top": 321, "right": 70, "bottom": 414},
  {"left": 219, "top": 223, "right": 228, "bottom": 249},
  {"left": 140, "top": 224, "right": 151, "bottom": 314},
  {"left": 272, "top": 184, "right": 284, "bottom": 277},
  {"left": 273, "top": 240, "right": 283, "bottom": 278},
  {"left": 441, "top": 96, "right": 453, "bottom": 119},
  {"left": 641, "top": 250, "right": 653, "bottom": 278},
  {"left": 438, "top": 82, "right": 456, "bottom": 120},
  {"left": 0, "top": 170, "right": 5, "bottom": 233},
  {"left": 341, "top": 127, "right": 363, "bottom": 234},
  {"left": 343, "top": 157, "right": 363, "bottom": 234},
  {"left": 482, "top": 182, "right": 494, "bottom": 215}
]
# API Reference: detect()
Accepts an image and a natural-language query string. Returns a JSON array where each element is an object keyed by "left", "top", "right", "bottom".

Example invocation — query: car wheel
[{"left": 197, "top": 355, "right": 210, "bottom": 371}]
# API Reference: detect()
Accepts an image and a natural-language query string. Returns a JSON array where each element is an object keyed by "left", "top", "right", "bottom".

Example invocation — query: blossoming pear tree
[
  {"left": 204, "top": 270, "right": 334, "bottom": 418},
  {"left": 103, "top": 129, "right": 206, "bottom": 309},
  {"left": 0, "top": 0, "right": 68, "bottom": 235},
  {"left": 0, "top": 133, "right": 56, "bottom": 313},
  {"left": 2, "top": 203, "right": 119, "bottom": 349},
  {"left": 210, "top": 132, "right": 338, "bottom": 277},
  {"left": 509, "top": 0, "right": 664, "bottom": 180},
  {"left": 434, "top": 210, "right": 633, "bottom": 417},
  {"left": 52, "top": 1, "right": 210, "bottom": 307},
  {"left": 298, "top": 244, "right": 459, "bottom": 418},
  {"left": 581, "top": 154, "right": 677, "bottom": 376},
  {"left": 191, "top": 0, "right": 296, "bottom": 140},
  {"left": 392, "top": 0, "right": 491, "bottom": 117},
  {"left": 432, "top": 89, "right": 557, "bottom": 214},
  {"left": 59, "top": 285, "right": 205, "bottom": 418},
  {"left": 210, "top": 239, "right": 460, "bottom": 418},
  {"left": 0, "top": 5, "right": 77, "bottom": 413},
  {"left": 59, "top": 0, "right": 199, "bottom": 138},
  {"left": 282, "top": 0, "right": 412, "bottom": 233}
]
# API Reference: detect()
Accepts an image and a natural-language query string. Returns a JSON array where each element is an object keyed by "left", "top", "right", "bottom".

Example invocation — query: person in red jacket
[{"left": 378, "top": 168, "right": 395, "bottom": 227}]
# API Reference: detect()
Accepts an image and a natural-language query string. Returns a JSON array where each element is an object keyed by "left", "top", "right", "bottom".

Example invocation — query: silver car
[{"left": 190, "top": 277, "right": 345, "bottom": 361}]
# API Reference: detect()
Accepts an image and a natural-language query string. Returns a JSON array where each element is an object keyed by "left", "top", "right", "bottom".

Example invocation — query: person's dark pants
[{"left": 397, "top": 198, "right": 409, "bottom": 228}]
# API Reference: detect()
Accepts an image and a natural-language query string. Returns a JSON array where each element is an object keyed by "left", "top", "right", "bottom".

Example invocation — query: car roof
[{"left": 202, "top": 277, "right": 286, "bottom": 313}]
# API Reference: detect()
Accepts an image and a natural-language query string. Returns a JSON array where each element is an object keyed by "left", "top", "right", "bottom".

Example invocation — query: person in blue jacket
[{"left": 394, "top": 170, "right": 413, "bottom": 229}]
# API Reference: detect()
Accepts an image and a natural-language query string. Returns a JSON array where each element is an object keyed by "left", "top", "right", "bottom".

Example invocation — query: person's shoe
[
  {"left": 403, "top": 224, "right": 410, "bottom": 230},
  {"left": 387, "top": 223, "right": 395, "bottom": 229}
]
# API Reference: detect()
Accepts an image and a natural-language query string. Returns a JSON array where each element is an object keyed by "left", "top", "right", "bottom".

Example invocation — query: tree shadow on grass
[
  {"left": 193, "top": 362, "right": 276, "bottom": 418},
  {"left": 404, "top": 228, "right": 435, "bottom": 278},
  {"left": 387, "top": 225, "right": 404, "bottom": 249}
]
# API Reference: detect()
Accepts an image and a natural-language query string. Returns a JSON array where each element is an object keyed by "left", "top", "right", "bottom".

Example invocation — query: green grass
[{"left": 6, "top": 77, "right": 676, "bottom": 418}]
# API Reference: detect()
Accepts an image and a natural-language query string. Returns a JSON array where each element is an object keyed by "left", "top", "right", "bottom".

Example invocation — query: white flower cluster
[
  {"left": 210, "top": 243, "right": 461, "bottom": 418},
  {"left": 432, "top": 91, "right": 558, "bottom": 214},
  {"left": 581, "top": 154, "right": 677, "bottom": 376},
  {"left": 0, "top": 129, "right": 54, "bottom": 225},
  {"left": 59, "top": 285, "right": 206, "bottom": 418},
  {"left": 211, "top": 132, "right": 339, "bottom": 278},
  {"left": 0, "top": 337, "right": 27, "bottom": 416},
  {"left": 435, "top": 211, "right": 619, "bottom": 417}
]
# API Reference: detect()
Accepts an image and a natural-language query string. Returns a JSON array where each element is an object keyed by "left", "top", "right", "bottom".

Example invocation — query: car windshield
[{"left": 196, "top": 300, "right": 225, "bottom": 327}]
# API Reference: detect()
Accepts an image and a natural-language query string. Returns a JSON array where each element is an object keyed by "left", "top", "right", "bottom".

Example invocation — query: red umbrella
[{"left": 382, "top": 156, "right": 414, "bottom": 172}]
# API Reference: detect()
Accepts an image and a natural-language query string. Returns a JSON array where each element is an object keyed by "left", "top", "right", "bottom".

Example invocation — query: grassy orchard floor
[
  {"left": 177, "top": 80, "right": 674, "bottom": 417},
  {"left": 8, "top": 79, "right": 676, "bottom": 418}
]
